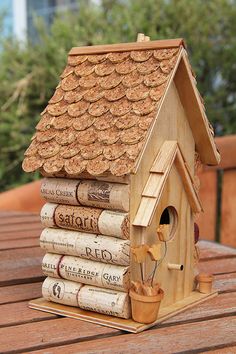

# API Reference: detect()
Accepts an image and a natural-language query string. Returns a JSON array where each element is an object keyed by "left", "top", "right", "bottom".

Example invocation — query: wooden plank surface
[
  {"left": 0, "top": 237, "right": 39, "bottom": 251},
  {"left": 209, "top": 134, "right": 236, "bottom": 170},
  {"left": 199, "top": 240, "right": 236, "bottom": 259},
  {"left": 198, "top": 170, "right": 217, "bottom": 241},
  {"left": 0, "top": 211, "right": 235, "bottom": 353},
  {"left": 0, "top": 222, "right": 42, "bottom": 233},
  {"left": 199, "top": 257, "right": 236, "bottom": 275},
  {"left": 0, "top": 211, "right": 37, "bottom": 218},
  {"left": 0, "top": 318, "right": 119, "bottom": 353},
  {"left": 32, "top": 316, "right": 236, "bottom": 354},
  {"left": 203, "top": 346, "right": 236, "bottom": 354},
  {"left": 198, "top": 135, "right": 236, "bottom": 248},
  {"left": 214, "top": 273, "right": 236, "bottom": 293},
  {"left": 0, "top": 282, "right": 42, "bottom": 304},
  {"left": 163, "top": 292, "right": 236, "bottom": 325},
  {"left": 0, "top": 228, "right": 42, "bottom": 241},
  {"left": 0, "top": 300, "right": 56, "bottom": 327},
  {"left": 221, "top": 170, "right": 236, "bottom": 247},
  {"left": 0, "top": 214, "right": 40, "bottom": 225},
  {"left": 0, "top": 247, "right": 44, "bottom": 286}
]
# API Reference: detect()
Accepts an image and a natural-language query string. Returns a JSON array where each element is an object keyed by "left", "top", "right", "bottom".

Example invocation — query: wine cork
[
  {"left": 41, "top": 178, "right": 80, "bottom": 205},
  {"left": 54, "top": 204, "right": 102, "bottom": 234},
  {"left": 40, "top": 177, "right": 129, "bottom": 212},
  {"left": 78, "top": 285, "right": 131, "bottom": 319},
  {"left": 40, "top": 203, "right": 130, "bottom": 239},
  {"left": 42, "top": 277, "right": 83, "bottom": 306},
  {"left": 77, "top": 180, "right": 129, "bottom": 211},
  {"left": 99, "top": 210, "right": 130, "bottom": 239},
  {"left": 42, "top": 253, "right": 61, "bottom": 278},
  {"left": 42, "top": 253, "right": 130, "bottom": 292},
  {"left": 40, "top": 228, "right": 130, "bottom": 266},
  {"left": 40, "top": 203, "right": 57, "bottom": 228}
]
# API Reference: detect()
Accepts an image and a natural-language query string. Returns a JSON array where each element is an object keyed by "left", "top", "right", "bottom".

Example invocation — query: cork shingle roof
[{"left": 22, "top": 38, "right": 218, "bottom": 177}]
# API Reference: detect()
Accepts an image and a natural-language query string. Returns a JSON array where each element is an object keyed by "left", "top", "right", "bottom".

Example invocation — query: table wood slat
[
  {"left": 214, "top": 273, "right": 236, "bottom": 293},
  {"left": 202, "top": 346, "right": 236, "bottom": 354},
  {"left": 0, "top": 317, "right": 119, "bottom": 353},
  {"left": 0, "top": 229, "right": 42, "bottom": 241},
  {"left": 0, "top": 247, "right": 44, "bottom": 286},
  {"left": 0, "top": 214, "right": 40, "bottom": 226},
  {"left": 0, "top": 300, "right": 57, "bottom": 327},
  {"left": 31, "top": 316, "right": 236, "bottom": 354},
  {"left": 0, "top": 223, "right": 42, "bottom": 233},
  {"left": 163, "top": 292, "right": 236, "bottom": 325},
  {"left": 0, "top": 211, "right": 37, "bottom": 218},
  {"left": 199, "top": 240, "right": 236, "bottom": 259},
  {"left": 0, "top": 282, "right": 42, "bottom": 305},
  {"left": 0, "top": 237, "right": 39, "bottom": 251},
  {"left": 199, "top": 257, "right": 236, "bottom": 275}
]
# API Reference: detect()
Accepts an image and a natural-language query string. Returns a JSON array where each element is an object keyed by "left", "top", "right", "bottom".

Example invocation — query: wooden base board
[{"left": 29, "top": 290, "right": 217, "bottom": 333}]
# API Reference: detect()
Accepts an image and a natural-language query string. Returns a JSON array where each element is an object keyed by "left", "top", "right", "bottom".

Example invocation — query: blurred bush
[{"left": 0, "top": 0, "right": 235, "bottom": 191}]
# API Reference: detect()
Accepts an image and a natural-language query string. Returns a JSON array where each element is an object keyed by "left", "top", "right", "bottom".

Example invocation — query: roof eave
[{"left": 174, "top": 52, "right": 220, "bottom": 166}]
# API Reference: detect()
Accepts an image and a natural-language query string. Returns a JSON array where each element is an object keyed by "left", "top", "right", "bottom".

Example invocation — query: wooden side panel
[
  {"left": 130, "top": 80, "right": 196, "bottom": 223},
  {"left": 221, "top": 170, "right": 236, "bottom": 247},
  {"left": 159, "top": 166, "right": 194, "bottom": 305},
  {"left": 154, "top": 82, "right": 196, "bottom": 174},
  {"left": 197, "top": 170, "right": 217, "bottom": 241},
  {"left": 130, "top": 80, "right": 196, "bottom": 306},
  {"left": 132, "top": 166, "right": 194, "bottom": 307}
]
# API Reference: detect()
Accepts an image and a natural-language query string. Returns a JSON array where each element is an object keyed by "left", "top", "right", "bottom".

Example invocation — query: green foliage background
[{"left": 0, "top": 0, "right": 235, "bottom": 191}]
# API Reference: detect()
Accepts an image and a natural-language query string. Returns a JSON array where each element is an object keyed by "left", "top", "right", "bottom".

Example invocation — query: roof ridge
[{"left": 69, "top": 38, "right": 185, "bottom": 56}]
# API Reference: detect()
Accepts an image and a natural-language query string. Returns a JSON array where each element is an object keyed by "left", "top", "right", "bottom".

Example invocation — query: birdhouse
[{"left": 23, "top": 34, "right": 220, "bottom": 332}]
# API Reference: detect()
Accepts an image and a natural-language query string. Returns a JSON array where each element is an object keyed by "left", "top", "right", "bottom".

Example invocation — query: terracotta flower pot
[
  {"left": 196, "top": 273, "right": 213, "bottom": 294},
  {"left": 129, "top": 289, "right": 164, "bottom": 324}
]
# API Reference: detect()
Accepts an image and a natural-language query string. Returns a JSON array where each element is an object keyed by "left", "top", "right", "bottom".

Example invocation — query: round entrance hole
[{"left": 158, "top": 206, "right": 178, "bottom": 242}]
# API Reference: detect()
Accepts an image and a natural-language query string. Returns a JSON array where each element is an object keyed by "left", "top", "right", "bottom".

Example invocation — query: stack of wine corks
[{"left": 40, "top": 177, "right": 131, "bottom": 319}]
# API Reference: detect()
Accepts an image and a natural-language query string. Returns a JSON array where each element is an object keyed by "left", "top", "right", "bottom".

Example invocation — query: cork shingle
[
  {"left": 23, "top": 43, "right": 182, "bottom": 177},
  {"left": 23, "top": 39, "right": 218, "bottom": 177}
]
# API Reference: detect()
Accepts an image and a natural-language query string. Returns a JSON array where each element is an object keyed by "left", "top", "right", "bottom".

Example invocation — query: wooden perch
[{"left": 168, "top": 263, "right": 184, "bottom": 271}]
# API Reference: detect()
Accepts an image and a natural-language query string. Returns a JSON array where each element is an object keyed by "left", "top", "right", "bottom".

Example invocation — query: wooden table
[{"left": 0, "top": 211, "right": 236, "bottom": 353}]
